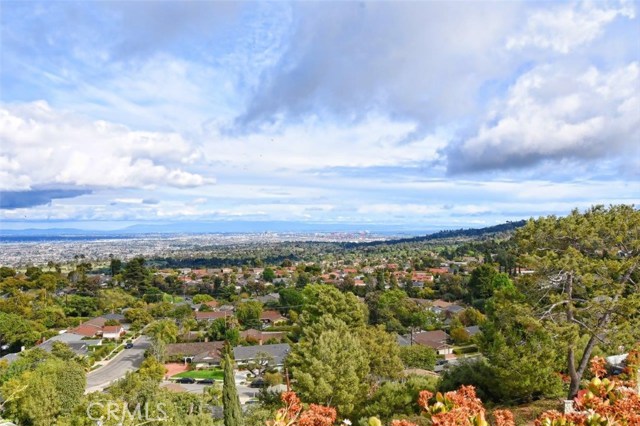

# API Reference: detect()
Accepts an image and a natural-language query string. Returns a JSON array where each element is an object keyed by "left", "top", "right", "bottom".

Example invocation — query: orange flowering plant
[{"left": 267, "top": 391, "right": 337, "bottom": 426}]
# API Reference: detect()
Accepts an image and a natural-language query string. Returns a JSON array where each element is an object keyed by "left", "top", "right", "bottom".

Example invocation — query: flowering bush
[
  {"left": 269, "top": 355, "right": 640, "bottom": 426},
  {"left": 267, "top": 391, "right": 337, "bottom": 426},
  {"left": 535, "top": 356, "right": 640, "bottom": 426}
]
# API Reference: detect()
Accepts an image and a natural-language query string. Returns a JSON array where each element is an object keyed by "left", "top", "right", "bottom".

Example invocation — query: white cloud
[
  {"left": 451, "top": 62, "right": 639, "bottom": 173},
  {"left": 507, "top": 1, "right": 635, "bottom": 53},
  {"left": 0, "top": 101, "right": 211, "bottom": 191},
  {"left": 205, "top": 114, "right": 449, "bottom": 172}
]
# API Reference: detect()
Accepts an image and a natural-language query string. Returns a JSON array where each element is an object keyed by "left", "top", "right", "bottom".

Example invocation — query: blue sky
[{"left": 1, "top": 1, "right": 638, "bottom": 231}]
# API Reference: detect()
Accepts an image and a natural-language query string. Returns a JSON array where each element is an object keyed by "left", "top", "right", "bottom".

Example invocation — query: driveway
[{"left": 86, "top": 336, "right": 150, "bottom": 393}]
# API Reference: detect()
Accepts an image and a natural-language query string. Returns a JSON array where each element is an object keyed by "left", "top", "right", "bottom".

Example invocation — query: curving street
[{"left": 85, "top": 336, "right": 150, "bottom": 393}]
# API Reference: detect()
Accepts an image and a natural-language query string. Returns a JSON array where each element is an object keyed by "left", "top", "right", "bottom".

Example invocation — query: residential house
[
  {"left": 165, "top": 341, "right": 225, "bottom": 368},
  {"left": 260, "top": 310, "right": 287, "bottom": 326},
  {"left": 102, "top": 325, "right": 125, "bottom": 340},
  {"left": 233, "top": 343, "right": 290, "bottom": 366},
  {"left": 39, "top": 332, "right": 102, "bottom": 357},
  {"left": 241, "top": 329, "right": 287, "bottom": 345},
  {"left": 257, "top": 293, "right": 280, "bottom": 304},
  {"left": 464, "top": 325, "right": 481, "bottom": 337},
  {"left": 429, "top": 299, "right": 454, "bottom": 315},
  {"left": 444, "top": 304, "right": 465, "bottom": 318},
  {"left": 195, "top": 311, "right": 232, "bottom": 322},
  {"left": 200, "top": 300, "right": 219, "bottom": 310},
  {"left": 412, "top": 330, "right": 454, "bottom": 356}
]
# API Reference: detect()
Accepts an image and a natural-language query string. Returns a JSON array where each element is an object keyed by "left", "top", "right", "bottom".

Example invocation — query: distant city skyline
[{"left": 1, "top": 1, "right": 638, "bottom": 230}]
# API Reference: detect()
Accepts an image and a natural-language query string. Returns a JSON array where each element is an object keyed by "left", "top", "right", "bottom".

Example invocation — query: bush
[
  {"left": 264, "top": 371, "right": 283, "bottom": 387},
  {"left": 399, "top": 345, "right": 437, "bottom": 370}
]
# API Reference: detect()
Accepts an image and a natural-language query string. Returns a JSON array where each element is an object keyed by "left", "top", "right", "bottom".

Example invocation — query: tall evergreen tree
[{"left": 222, "top": 352, "right": 243, "bottom": 426}]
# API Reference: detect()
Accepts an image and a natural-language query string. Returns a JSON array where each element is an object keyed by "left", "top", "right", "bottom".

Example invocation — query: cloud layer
[{"left": 0, "top": 1, "right": 638, "bottom": 228}]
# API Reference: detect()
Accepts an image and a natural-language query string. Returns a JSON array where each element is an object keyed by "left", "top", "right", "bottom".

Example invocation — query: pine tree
[{"left": 222, "top": 352, "right": 244, "bottom": 426}]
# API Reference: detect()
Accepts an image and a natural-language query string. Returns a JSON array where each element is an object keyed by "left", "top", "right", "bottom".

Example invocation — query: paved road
[{"left": 86, "top": 336, "right": 150, "bottom": 393}]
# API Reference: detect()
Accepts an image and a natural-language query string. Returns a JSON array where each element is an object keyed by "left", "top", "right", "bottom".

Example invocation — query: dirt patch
[{"left": 164, "top": 362, "right": 189, "bottom": 378}]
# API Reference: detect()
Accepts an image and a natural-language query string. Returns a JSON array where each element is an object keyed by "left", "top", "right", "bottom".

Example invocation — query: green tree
[
  {"left": 515, "top": 205, "right": 640, "bottom": 398},
  {"left": 262, "top": 267, "right": 276, "bottom": 282},
  {"left": 278, "top": 288, "right": 304, "bottom": 313},
  {"left": 287, "top": 317, "right": 369, "bottom": 415},
  {"left": 245, "top": 352, "right": 275, "bottom": 378},
  {"left": 357, "top": 326, "right": 403, "bottom": 381},
  {"left": 1, "top": 357, "right": 85, "bottom": 426},
  {"left": 192, "top": 294, "right": 214, "bottom": 304},
  {"left": 222, "top": 352, "right": 244, "bottom": 426},
  {"left": 0, "top": 312, "right": 44, "bottom": 349},
  {"left": 146, "top": 319, "right": 178, "bottom": 344},
  {"left": 467, "top": 264, "right": 498, "bottom": 301},
  {"left": 124, "top": 307, "right": 153, "bottom": 329},
  {"left": 457, "top": 307, "right": 486, "bottom": 326},
  {"left": 50, "top": 342, "right": 77, "bottom": 361},
  {"left": 235, "top": 301, "right": 263, "bottom": 329},
  {"left": 367, "top": 290, "right": 435, "bottom": 333},
  {"left": 0, "top": 266, "right": 16, "bottom": 279},
  {"left": 299, "top": 284, "right": 367, "bottom": 328},
  {"left": 398, "top": 345, "right": 437, "bottom": 370},
  {"left": 358, "top": 375, "right": 438, "bottom": 420},
  {"left": 138, "top": 356, "right": 167, "bottom": 382},
  {"left": 478, "top": 293, "right": 564, "bottom": 403},
  {"left": 123, "top": 256, "right": 149, "bottom": 292}
]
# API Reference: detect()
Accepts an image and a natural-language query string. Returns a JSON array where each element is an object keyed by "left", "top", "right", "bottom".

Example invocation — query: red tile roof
[{"left": 71, "top": 323, "right": 102, "bottom": 337}]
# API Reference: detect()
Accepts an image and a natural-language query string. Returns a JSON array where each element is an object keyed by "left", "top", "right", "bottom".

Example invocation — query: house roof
[
  {"left": 233, "top": 343, "right": 290, "bottom": 365},
  {"left": 196, "top": 311, "right": 231, "bottom": 321},
  {"left": 446, "top": 305, "right": 465, "bottom": 314},
  {"left": 430, "top": 300, "right": 453, "bottom": 309},
  {"left": 38, "top": 333, "right": 101, "bottom": 356},
  {"left": 240, "top": 329, "right": 286, "bottom": 342},
  {"left": 257, "top": 293, "right": 280, "bottom": 304},
  {"left": 412, "top": 330, "right": 451, "bottom": 349},
  {"left": 166, "top": 341, "right": 225, "bottom": 358},
  {"left": 260, "top": 310, "right": 286, "bottom": 322},
  {"left": 465, "top": 325, "right": 481, "bottom": 336},
  {"left": 102, "top": 325, "right": 123, "bottom": 334},
  {"left": 70, "top": 323, "right": 102, "bottom": 337},
  {"left": 101, "top": 313, "right": 125, "bottom": 322}
]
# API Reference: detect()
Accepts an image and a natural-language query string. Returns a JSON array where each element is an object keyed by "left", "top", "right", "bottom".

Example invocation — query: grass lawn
[
  {"left": 173, "top": 369, "right": 224, "bottom": 380},
  {"left": 163, "top": 293, "right": 185, "bottom": 303}
]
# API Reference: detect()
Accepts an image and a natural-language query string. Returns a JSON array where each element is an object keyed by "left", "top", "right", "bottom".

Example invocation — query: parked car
[
  {"left": 124, "top": 342, "right": 134, "bottom": 349},
  {"left": 199, "top": 378, "right": 215, "bottom": 384},
  {"left": 176, "top": 377, "right": 196, "bottom": 384},
  {"left": 249, "top": 378, "right": 267, "bottom": 388}
]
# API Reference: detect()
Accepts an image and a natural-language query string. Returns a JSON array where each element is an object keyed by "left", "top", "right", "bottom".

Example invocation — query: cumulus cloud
[
  {"left": 448, "top": 62, "right": 640, "bottom": 174},
  {"left": 507, "top": 1, "right": 635, "bottom": 53},
  {"left": 0, "top": 101, "right": 211, "bottom": 193}
]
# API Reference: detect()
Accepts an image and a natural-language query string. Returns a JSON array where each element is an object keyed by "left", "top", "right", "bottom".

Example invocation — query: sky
[{"left": 0, "top": 0, "right": 639, "bottom": 231}]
